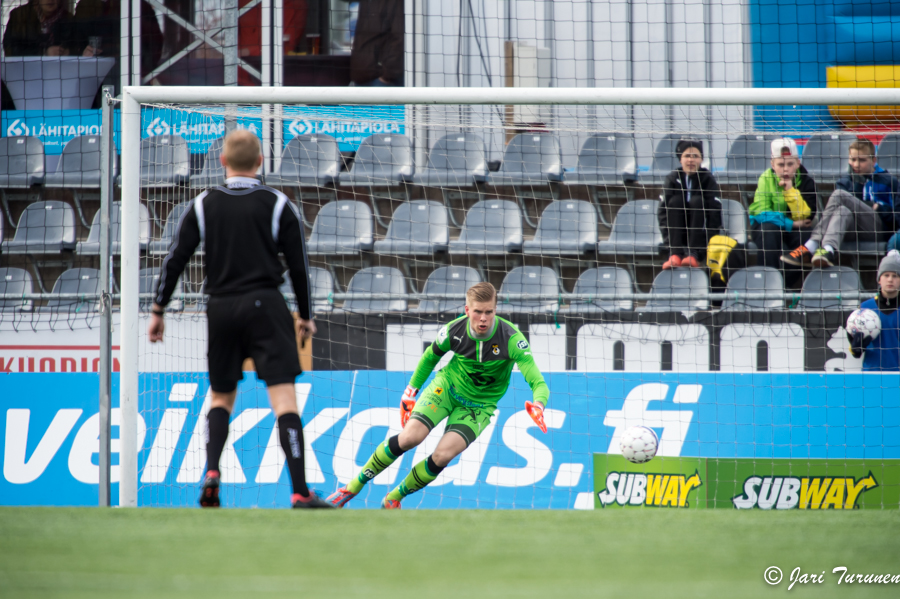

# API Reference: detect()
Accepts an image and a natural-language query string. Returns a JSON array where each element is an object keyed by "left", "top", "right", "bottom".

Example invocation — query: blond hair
[
  {"left": 222, "top": 130, "right": 261, "bottom": 172},
  {"left": 850, "top": 139, "right": 875, "bottom": 159},
  {"left": 466, "top": 282, "right": 497, "bottom": 305}
]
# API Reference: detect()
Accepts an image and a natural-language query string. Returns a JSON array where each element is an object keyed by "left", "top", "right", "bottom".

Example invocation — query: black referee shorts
[{"left": 206, "top": 288, "right": 301, "bottom": 393}]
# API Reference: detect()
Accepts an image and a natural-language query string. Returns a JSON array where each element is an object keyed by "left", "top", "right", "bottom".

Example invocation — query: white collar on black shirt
[{"left": 225, "top": 176, "right": 261, "bottom": 189}]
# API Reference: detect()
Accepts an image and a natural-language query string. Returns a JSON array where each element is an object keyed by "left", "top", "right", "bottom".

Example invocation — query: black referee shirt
[{"left": 154, "top": 177, "right": 312, "bottom": 320}]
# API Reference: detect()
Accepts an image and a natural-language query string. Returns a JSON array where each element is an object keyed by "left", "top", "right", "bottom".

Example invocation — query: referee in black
[{"left": 149, "top": 130, "right": 333, "bottom": 509}]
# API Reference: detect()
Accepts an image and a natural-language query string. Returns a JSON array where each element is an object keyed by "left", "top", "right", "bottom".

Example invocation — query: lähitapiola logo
[
  {"left": 6, "top": 119, "right": 27, "bottom": 136},
  {"left": 146, "top": 117, "right": 171, "bottom": 136}
]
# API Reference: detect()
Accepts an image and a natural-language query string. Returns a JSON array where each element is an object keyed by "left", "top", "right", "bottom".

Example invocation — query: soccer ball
[
  {"left": 619, "top": 426, "right": 660, "bottom": 464},
  {"left": 846, "top": 308, "right": 881, "bottom": 340}
]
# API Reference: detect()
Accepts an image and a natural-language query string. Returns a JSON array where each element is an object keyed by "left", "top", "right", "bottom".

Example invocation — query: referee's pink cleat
[{"left": 326, "top": 487, "right": 358, "bottom": 508}]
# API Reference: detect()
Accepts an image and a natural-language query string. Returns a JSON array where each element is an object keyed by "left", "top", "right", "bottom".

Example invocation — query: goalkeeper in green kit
[{"left": 327, "top": 282, "right": 550, "bottom": 509}]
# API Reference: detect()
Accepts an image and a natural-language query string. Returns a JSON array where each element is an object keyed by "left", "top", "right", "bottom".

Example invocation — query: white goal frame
[{"left": 118, "top": 85, "right": 900, "bottom": 506}]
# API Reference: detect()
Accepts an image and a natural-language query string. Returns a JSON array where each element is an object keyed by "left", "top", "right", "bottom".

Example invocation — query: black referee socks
[
  {"left": 278, "top": 413, "right": 310, "bottom": 497},
  {"left": 206, "top": 407, "right": 230, "bottom": 474}
]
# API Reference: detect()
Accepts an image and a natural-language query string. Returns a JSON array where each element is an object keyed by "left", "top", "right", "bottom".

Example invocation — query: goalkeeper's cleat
[
  {"left": 199, "top": 472, "right": 221, "bottom": 508},
  {"left": 326, "top": 487, "right": 358, "bottom": 508},
  {"left": 382, "top": 498, "right": 402, "bottom": 510},
  {"left": 525, "top": 401, "right": 548, "bottom": 434},
  {"left": 291, "top": 492, "right": 336, "bottom": 509}
]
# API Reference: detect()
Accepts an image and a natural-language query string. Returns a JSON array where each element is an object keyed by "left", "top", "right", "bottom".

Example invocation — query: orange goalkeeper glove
[
  {"left": 400, "top": 385, "right": 419, "bottom": 428},
  {"left": 525, "top": 401, "right": 547, "bottom": 434}
]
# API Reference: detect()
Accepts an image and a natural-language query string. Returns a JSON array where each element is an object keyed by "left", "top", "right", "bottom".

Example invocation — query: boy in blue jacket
[{"left": 848, "top": 250, "right": 900, "bottom": 371}]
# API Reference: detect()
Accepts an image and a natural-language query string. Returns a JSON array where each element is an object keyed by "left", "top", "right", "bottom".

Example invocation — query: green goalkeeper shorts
[{"left": 409, "top": 376, "right": 496, "bottom": 446}]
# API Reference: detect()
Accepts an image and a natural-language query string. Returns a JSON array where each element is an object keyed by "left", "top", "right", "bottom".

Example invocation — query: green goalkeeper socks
[
  {"left": 346, "top": 436, "right": 404, "bottom": 494},
  {"left": 386, "top": 456, "right": 444, "bottom": 501}
]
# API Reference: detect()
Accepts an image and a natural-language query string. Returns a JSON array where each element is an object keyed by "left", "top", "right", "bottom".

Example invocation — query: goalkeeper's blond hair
[{"left": 466, "top": 282, "right": 497, "bottom": 305}]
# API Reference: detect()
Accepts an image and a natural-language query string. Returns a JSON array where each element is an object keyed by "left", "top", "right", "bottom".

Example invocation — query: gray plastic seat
[
  {"left": 722, "top": 266, "right": 784, "bottom": 311},
  {"left": 642, "top": 134, "right": 712, "bottom": 185},
  {"left": 0, "top": 136, "right": 45, "bottom": 187},
  {"left": 414, "top": 132, "right": 488, "bottom": 187},
  {"left": 342, "top": 266, "right": 407, "bottom": 313},
  {"left": 41, "top": 268, "right": 101, "bottom": 312},
  {"left": 801, "top": 133, "right": 857, "bottom": 182},
  {"left": 523, "top": 200, "right": 598, "bottom": 255},
  {"left": 411, "top": 266, "right": 481, "bottom": 314},
  {"left": 141, "top": 135, "right": 190, "bottom": 187},
  {"left": 149, "top": 202, "right": 191, "bottom": 255},
  {"left": 140, "top": 268, "right": 183, "bottom": 312},
  {"left": 1, "top": 200, "right": 76, "bottom": 254},
  {"left": 340, "top": 134, "right": 414, "bottom": 186},
  {"left": 565, "top": 133, "right": 637, "bottom": 185},
  {"left": 796, "top": 267, "right": 861, "bottom": 311},
  {"left": 876, "top": 133, "right": 900, "bottom": 175},
  {"left": 279, "top": 268, "right": 335, "bottom": 314},
  {"left": 44, "top": 135, "right": 102, "bottom": 188},
  {"left": 0, "top": 267, "right": 34, "bottom": 312},
  {"left": 596, "top": 200, "right": 663, "bottom": 256},
  {"left": 561, "top": 267, "right": 633, "bottom": 313},
  {"left": 189, "top": 137, "right": 225, "bottom": 188},
  {"left": 374, "top": 200, "right": 449, "bottom": 255},
  {"left": 267, "top": 134, "right": 342, "bottom": 187},
  {"left": 722, "top": 134, "right": 779, "bottom": 185},
  {"left": 76, "top": 202, "right": 150, "bottom": 255},
  {"left": 721, "top": 198, "right": 748, "bottom": 244},
  {"left": 498, "top": 266, "right": 560, "bottom": 314},
  {"left": 643, "top": 268, "right": 710, "bottom": 312},
  {"left": 306, "top": 201, "right": 375, "bottom": 255},
  {"left": 490, "top": 133, "right": 563, "bottom": 186},
  {"left": 448, "top": 199, "right": 523, "bottom": 255}
]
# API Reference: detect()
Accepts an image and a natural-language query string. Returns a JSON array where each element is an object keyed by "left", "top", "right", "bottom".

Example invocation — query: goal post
[{"left": 118, "top": 86, "right": 900, "bottom": 508}]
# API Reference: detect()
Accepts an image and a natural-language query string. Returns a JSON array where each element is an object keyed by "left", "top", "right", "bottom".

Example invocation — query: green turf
[{"left": 1, "top": 508, "right": 899, "bottom": 599}]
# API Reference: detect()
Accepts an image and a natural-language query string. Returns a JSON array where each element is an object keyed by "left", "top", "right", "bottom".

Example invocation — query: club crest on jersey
[
  {"left": 517, "top": 339, "right": 529, "bottom": 350},
  {"left": 434, "top": 387, "right": 443, "bottom": 396},
  {"left": 491, "top": 344, "right": 500, "bottom": 355}
]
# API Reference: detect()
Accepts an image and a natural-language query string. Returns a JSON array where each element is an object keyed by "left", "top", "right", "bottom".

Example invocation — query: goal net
[{"left": 122, "top": 87, "right": 900, "bottom": 510}]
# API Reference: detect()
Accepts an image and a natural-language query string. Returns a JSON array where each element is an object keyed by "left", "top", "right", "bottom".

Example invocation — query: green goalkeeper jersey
[{"left": 409, "top": 316, "right": 550, "bottom": 407}]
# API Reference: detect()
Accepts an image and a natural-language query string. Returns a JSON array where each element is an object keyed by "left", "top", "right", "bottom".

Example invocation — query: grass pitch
[{"left": 1, "top": 508, "right": 898, "bottom": 599}]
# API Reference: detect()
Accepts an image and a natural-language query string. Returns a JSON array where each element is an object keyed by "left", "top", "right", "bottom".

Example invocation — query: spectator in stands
[
  {"left": 748, "top": 138, "right": 817, "bottom": 284},
  {"left": 3, "top": 0, "right": 78, "bottom": 57},
  {"left": 782, "top": 139, "right": 900, "bottom": 268},
  {"left": 849, "top": 250, "right": 900, "bottom": 371},
  {"left": 658, "top": 139, "right": 722, "bottom": 269},
  {"left": 344, "top": 0, "right": 404, "bottom": 86}
]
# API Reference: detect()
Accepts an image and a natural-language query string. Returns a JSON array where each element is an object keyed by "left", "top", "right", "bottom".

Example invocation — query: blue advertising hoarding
[{"left": 1, "top": 372, "right": 898, "bottom": 508}]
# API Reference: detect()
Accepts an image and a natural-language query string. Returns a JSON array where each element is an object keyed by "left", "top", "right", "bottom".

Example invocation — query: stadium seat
[
  {"left": 149, "top": 202, "right": 191, "bottom": 255},
  {"left": 876, "top": 133, "right": 900, "bottom": 175},
  {"left": 189, "top": 137, "right": 225, "bottom": 188},
  {"left": 139, "top": 268, "right": 183, "bottom": 312},
  {"left": 76, "top": 202, "right": 151, "bottom": 255},
  {"left": 44, "top": 135, "right": 103, "bottom": 188},
  {"left": 340, "top": 134, "right": 414, "bottom": 186},
  {"left": 796, "top": 267, "right": 861, "bottom": 311},
  {"left": 414, "top": 132, "right": 488, "bottom": 187},
  {"left": 722, "top": 134, "right": 778, "bottom": 185},
  {"left": 1, "top": 200, "right": 76, "bottom": 254},
  {"left": 800, "top": 133, "right": 857, "bottom": 182},
  {"left": 342, "top": 266, "right": 407, "bottom": 313},
  {"left": 448, "top": 199, "right": 523, "bottom": 255},
  {"left": 279, "top": 268, "right": 335, "bottom": 313},
  {"left": 642, "top": 134, "right": 712, "bottom": 185},
  {"left": 41, "top": 268, "right": 101, "bottom": 313},
  {"left": 489, "top": 133, "right": 563, "bottom": 186},
  {"left": 561, "top": 267, "right": 634, "bottom": 313},
  {"left": 373, "top": 200, "right": 449, "bottom": 255},
  {"left": 498, "top": 266, "right": 560, "bottom": 314},
  {"left": 720, "top": 198, "right": 748, "bottom": 244},
  {"left": 266, "top": 134, "right": 342, "bottom": 187},
  {"left": 0, "top": 267, "right": 34, "bottom": 312},
  {"left": 140, "top": 135, "right": 190, "bottom": 187},
  {"left": 596, "top": 199, "right": 663, "bottom": 257},
  {"left": 565, "top": 133, "right": 638, "bottom": 185},
  {"left": 412, "top": 266, "right": 481, "bottom": 313},
  {"left": 0, "top": 136, "right": 45, "bottom": 188},
  {"left": 721, "top": 266, "right": 784, "bottom": 311},
  {"left": 306, "top": 201, "right": 375, "bottom": 255},
  {"left": 643, "top": 268, "right": 710, "bottom": 312},
  {"left": 523, "top": 199, "right": 598, "bottom": 255}
]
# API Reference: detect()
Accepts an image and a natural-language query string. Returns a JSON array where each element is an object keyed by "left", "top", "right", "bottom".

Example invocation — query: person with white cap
[
  {"left": 849, "top": 250, "right": 900, "bottom": 371},
  {"left": 748, "top": 138, "right": 817, "bottom": 284}
]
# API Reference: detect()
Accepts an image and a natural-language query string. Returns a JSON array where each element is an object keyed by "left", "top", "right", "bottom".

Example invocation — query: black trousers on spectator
[
  {"left": 663, "top": 195, "right": 709, "bottom": 257},
  {"left": 750, "top": 222, "right": 809, "bottom": 286}
]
